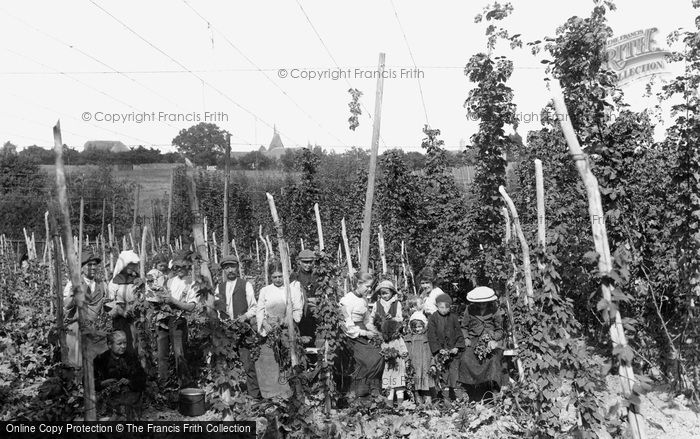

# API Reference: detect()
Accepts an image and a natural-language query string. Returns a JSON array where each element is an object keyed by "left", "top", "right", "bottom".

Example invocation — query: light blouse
[
  {"left": 339, "top": 292, "right": 377, "bottom": 338},
  {"left": 256, "top": 283, "right": 303, "bottom": 336}
]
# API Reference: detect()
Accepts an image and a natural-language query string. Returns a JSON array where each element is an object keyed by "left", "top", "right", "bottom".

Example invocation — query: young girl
[
  {"left": 370, "top": 280, "right": 403, "bottom": 328},
  {"left": 380, "top": 319, "right": 408, "bottom": 405},
  {"left": 405, "top": 311, "right": 433, "bottom": 405},
  {"left": 458, "top": 286, "right": 507, "bottom": 399}
]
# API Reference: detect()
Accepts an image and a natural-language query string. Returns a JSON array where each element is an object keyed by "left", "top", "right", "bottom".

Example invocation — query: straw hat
[{"left": 466, "top": 286, "right": 498, "bottom": 303}]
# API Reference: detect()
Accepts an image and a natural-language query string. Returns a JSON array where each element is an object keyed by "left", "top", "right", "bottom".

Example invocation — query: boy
[{"left": 427, "top": 293, "right": 464, "bottom": 402}]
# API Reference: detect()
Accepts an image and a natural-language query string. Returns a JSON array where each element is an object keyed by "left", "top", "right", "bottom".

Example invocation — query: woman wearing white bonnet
[
  {"left": 107, "top": 250, "right": 142, "bottom": 355},
  {"left": 458, "top": 286, "right": 508, "bottom": 398}
]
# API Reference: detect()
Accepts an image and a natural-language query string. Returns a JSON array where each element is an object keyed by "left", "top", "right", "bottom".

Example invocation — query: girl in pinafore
[
  {"left": 370, "top": 280, "right": 407, "bottom": 404},
  {"left": 405, "top": 310, "right": 434, "bottom": 405}
]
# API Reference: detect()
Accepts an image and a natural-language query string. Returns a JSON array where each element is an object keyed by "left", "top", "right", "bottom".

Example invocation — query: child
[
  {"left": 458, "top": 286, "right": 507, "bottom": 399},
  {"left": 370, "top": 280, "right": 403, "bottom": 327},
  {"left": 405, "top": 311, "right": 433, "bottom": 405},
  {"left": 380, "top": 319, "right": 408, "bottom": 405},
  {"left": 427, "top": 293, "right": 465, "bottom": 402}
]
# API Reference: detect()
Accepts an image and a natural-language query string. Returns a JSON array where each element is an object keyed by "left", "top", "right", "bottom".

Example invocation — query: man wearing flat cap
[
  {"left": 213, "top": 254, "right": 260, "bottom": 398},
  {"left": 63, "top": 251, "right": 107, "bottom": 367},
  {"left": 291, "top": 249, "right": 319, "bottom": 347}
]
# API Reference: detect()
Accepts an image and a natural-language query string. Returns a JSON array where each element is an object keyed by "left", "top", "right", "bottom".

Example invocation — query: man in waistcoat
[
  {"left": 63, "top": 251, "right": 108, "bottom": 367},
  {"left": 214, "top": 255, "right": 260, "bottom": 399}
]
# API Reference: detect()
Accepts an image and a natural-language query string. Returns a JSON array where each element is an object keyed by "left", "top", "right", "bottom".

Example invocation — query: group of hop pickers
[{"left": 62, "top": 245, "right": 510, "bottom": 414}]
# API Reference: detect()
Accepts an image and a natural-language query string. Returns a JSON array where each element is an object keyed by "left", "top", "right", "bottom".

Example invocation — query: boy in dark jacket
[{"left": 427, "top": 293, "right": 465, "bottom": 402}]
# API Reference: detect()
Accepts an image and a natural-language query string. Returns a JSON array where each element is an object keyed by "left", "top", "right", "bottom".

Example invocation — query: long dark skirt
[
  {"left": 458, "top": 347, "right": 506, "bottom": 386},
  {"left": 347, "top": 336, "right": 384, "bottom": 396}
]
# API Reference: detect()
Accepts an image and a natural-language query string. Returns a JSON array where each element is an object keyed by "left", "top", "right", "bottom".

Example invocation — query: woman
[
  {"left": 339, "top": 272, "right": 385, "bottom": 398},
  {"left": 255, "top": 263, "right": 304, "bottom": 399},
  {"left": 107, "top": 250, "right": 142, "bottom": 355},
  {"left": 458, "top": 286, "right": 508, "bottom": 399}
]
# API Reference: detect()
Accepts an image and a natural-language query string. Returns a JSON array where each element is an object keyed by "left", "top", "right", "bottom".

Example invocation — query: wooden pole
[
  {"left": 502, "top": 207, "right": 525, "bottom": 382},
  {"left": 43, "top": 211, "right": 50, "bottom": 264},
  {"left": 360, "top": 52, "right": 386, "bottom": 273},
  {"left": 111, "top": 193, "right": 116, "bottom": 238},
  {"left": 132, "top": 184, "right": 140, "bottom": 237},
  {"left": 256, "top": 239, "right": 260, "bottom": 265},
  {"left": 341, "top": 218, "right": 354, "bottom": 278},
  {"left": 300, "top": 238, "right": 305, "bottom": 251},
  {"left": 53, "top": 120, "right": 96, "bottom": 421},
  {"left": 212, "top": 232, "right": 219, "bottom": 264},
  {"left": 49, "top": 215, "right": 67, "bottom": 363},
  {"left": 78, "top": 197, "right": 84, "bottom": 263},
  {"left": 222, "top": 135, "right": 231, "bottom": 256},
  {"left": 378, "top": 225, "right": 387, "bottom": 275},
  {"left": 266, "top": 193, "right": 299, "bottom": 368},
  {"left": 535, "top": 159, "right": 546, "bottom": 271},
  {"left": 259, "top": 226, "right": 269, "bottom": 285},
  {"left": 140, "top": 226, "right": 147, "bottom": 278},
  {"left": 166, "top": 170, "right": 173, "bottom": 246},
  {"left": 551, "top": 79, "right": 646, "bottom": 439},
  {"left": 499, "top": 186, "right": 533, "bottom": 306},
  {"left": 400, "top": 241, "right": 408, "bottom": 291},
  {"left": 101, "top": 198, "right": 106, "bottom": 241},
  {"left": 232, "top": 239, "right": 242, "bottom": 277},
  {"left": 314, "top": 203, "right": 324, "bottom": 251},
  {"left": 183, "top": 164, "right": 213, "bottom": 289}
]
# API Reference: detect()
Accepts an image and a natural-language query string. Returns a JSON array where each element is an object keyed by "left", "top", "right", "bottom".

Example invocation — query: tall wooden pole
[
  {"left": 499, "top": 186, "right": 533, "bottom": 306},
  {"left": 132, "top": 185, "right": 140, "bottom": 232},
  {"left": 101, "top": 198, "right": 106, "bottom": 242},
  {"left": 222, "top": 135, "right": 231, "bottom": 256},
  {"left": 360, "top": 52, "right": 386, "bottom": 273},
  {"left": 166, "top": 170, "right": 173, "bottom": 246},
  {"left": 266, "top": 193, "right": 299, "bottom": 368},
  {"left": 53, "top": 120, "right": 96, "bottom": 421},
  {"left": 535, "top": 159, "right": 546, "bottom": 271},
  {"left": 551, "top": 79, "right": 646, "bottom": 439},
  {"left": 78, "top": 198, "right": 84, "bottom": 263},
  {"left": 378, "top": 225, "right": 387, "bottom": 275},
  {"left": 314, "top": 203, "right": 324, "bottom": 251},
  {"left": 341, "top": 218, "right": 354, "bottom": 278}
]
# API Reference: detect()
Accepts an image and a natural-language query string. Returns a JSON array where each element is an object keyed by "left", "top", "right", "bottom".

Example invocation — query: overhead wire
[
  {"left": 389, "top": 0, "right": 429, "bottom": 127},
  {"left": 88, "top": 0, "right": 301, "bottom": 147},
  {"left": 0, "top": 6, "right": 184, "bottom": 112},
  {"left": 181, "top": 0, "right": 348, "bottom": 149},
  {"left": 294, "top": 0, "right": 389, "bottom": 148}
]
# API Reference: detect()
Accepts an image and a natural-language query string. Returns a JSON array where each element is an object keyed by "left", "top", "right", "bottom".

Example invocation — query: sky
[{"left": 0, "top": 0, "right": 695, "bottom": 153}]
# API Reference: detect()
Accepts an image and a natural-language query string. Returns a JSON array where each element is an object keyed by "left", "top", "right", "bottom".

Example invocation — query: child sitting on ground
[
  {"left": 427, "top": 293, "right": 465, "bottom": 403},
  {"left": 380, "top": 319, "right": 408, "bottom": 405},
  {"left": 405, "top": 310, "right": 434, "bottom": 405}
]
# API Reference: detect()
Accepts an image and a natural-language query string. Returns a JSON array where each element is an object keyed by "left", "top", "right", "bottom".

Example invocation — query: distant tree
[
  {"left": 2, "top": 141, "right": 17, "bottom": 156},
  {"left": 239, "top": 151, "right": 272, "bottom": 170},
  {"left": 172, "top": 123, "right": 230, "bottom": 166},
  {"left": 280, "top": 149, "right": 299, "bottom": 172}
]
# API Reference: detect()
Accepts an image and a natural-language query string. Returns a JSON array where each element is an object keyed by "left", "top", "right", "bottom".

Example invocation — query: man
[
  {"left": 213, "top": 255, "right": 260, "bottom": 399},
  {"left": 417, "top": 267, "right": 446, "bottom": 316},
  {"left": 158, "top": 258, "right": 199, "bottom": 386},
  {"left": 63, "top": 251, "right": 107, "bottom": 367},
  {"left": 291, "top": 249, "right": 319, "bottom": 347},
  {"left": 94, "top": 330, "right": 146, "bottom": 419}
]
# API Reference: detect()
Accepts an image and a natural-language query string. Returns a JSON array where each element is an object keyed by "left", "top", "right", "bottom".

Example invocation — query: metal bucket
[{"left": 178, "top": 388, "right": 205, "bottom": 417}]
